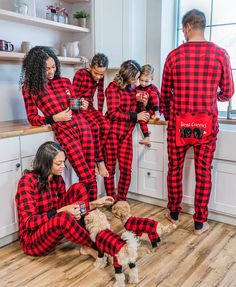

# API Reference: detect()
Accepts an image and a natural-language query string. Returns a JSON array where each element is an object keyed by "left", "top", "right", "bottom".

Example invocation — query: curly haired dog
[
  {"left": 84, "top": 209, "right": 139, "bottom": 287},
  {"left": 112, "top": 201, "right": 176, "bottom": 249}
]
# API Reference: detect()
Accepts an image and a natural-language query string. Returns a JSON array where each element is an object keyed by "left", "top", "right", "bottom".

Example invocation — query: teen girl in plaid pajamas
[
  {"left": 160, "top": 9, "right": 234, "bottom": 235},
  {"left": 73, "top": 53, "right": 110, "bottom": 177},
  {"left": 20, "top": 46, "right": 97, "bottom": 201},
  {"left": 136, "top": 64, "right": 160, "bottom": 146},
  {"left": 104, "top": 60, "right": 150, "bottom": 201},
  {"left": 15, "top": 141, "right": 114, "bottom": 256}
]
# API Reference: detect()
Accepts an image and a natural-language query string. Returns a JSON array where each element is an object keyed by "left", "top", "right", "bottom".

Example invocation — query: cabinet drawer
[
  {"left": 138, "top": 168, "right": 163, "bottom": 199},
  {"left": 139, "top": 142, "right": 163, "bottom": 171},
  {"left": 0, "top": 137, "right": 20, "bottom": 163},
  {"left": 149, "top": 125, "right": 164, "bottom": 143},
  {"left": 20, "top": 132, "right": 54, "bottom": 157}
]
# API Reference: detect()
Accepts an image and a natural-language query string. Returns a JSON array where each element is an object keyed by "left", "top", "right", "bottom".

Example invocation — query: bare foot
[
  {"left": 157, "top": 222, "right": 177, "bottom": 236},
  {"left": 97, "top": 161, "right": 109, "bottom": 177},
  {"left": 164, "top": 213, "right": 179, "bottom": 225},
  {"left": 194, "top": 222, "right": 209, "bottom": 236},
  {"left": 139, "top": 137, "right": 151, "bottom": 147},
  {"left": 80, "top": 246, "right": 98, "bottom": 259}
]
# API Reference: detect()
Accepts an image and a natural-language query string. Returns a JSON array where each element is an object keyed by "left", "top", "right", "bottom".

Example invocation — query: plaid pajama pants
[
  {"left": 20, "top": 183, "right": 93, "bottom": 256},
  {"left": 80, "top": 107, "right": 110, "bottom": 162},
  {"left": 104, "top": 130, "right": 133, "bottom": 201},
  {"left": 167, "top": 130, "right": 216, "bottom": 222},
  {"left": 138, "top": 110, "right": 155, "bottom": 137}
]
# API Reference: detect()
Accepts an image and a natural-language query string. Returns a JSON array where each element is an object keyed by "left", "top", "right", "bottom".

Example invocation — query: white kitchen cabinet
[
  {"left": 138, "top": 168, "right": 163, "bottom": 198},
  {"left": 210, "top": 160, "right": 236, "bottom": 216},
  {"left": 94, "top": 0, "right": 147, "bottom": 67},
  {"left": 0, "top": 137, "right": 21, "bottom": 246}
]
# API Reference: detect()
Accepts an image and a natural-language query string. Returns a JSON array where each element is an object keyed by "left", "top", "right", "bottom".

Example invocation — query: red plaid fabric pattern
[
  {"left": 136, "top": 84, "right": 160, "bottom": 136},
  {"left": 73, "top": 68, "right": 105, "bottom": 112},
  {"left": 160, "top": 41, "right": 234, "bottom": 222},
  {"left": 15, "top": 174, "right": 93, "bottom": 256},
  {"left": 22, "top": 77, "right": 97, "bottom": 200},
  {"left": 96, "top": 229, "right": 126, "bottom": 268},
  {"left": 160, "top": 41, "right": 234, "bottom": 131},
  {"left": 125, "top": 216, "right": 159, "bottom": 243},
  {"left": 104, "top": 82, "right": 137, "bottom": 200},
  {"left": 73, "top": 69, "right": 110, "bottom": 162}
]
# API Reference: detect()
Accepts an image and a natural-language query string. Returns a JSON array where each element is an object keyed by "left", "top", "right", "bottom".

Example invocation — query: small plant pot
[{"left": 77, "top": 18, "right": 87, "bottom": 28}]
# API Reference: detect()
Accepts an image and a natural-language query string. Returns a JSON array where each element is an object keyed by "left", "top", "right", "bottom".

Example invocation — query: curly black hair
[
  {"left": 19, "top": 46, "right": 61, "bottom": 95},
  {"left": 90, "top": 53, "right": 109, "bottom": 68}
]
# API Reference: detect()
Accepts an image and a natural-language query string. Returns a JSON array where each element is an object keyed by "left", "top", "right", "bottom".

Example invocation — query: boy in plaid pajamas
[
  {"left": 73, "top": 53, "right": 110, "bottom": 177},
  {"left": 104, "top": 60, "right": 150, "bottom": 201},
  {"left": 136, "top": 64, "right": 160, "bottom": 146},
  {"left": 20, "top": 46, "right": 97, "bottom": 201},
  {"left": 15, "top": 141, "right": 114, "bottom": 256},
  {"left": 160, "top": 9, "right": 234, "bottom": 235}
]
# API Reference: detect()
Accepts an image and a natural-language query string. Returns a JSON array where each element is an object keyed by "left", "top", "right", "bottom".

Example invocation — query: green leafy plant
[{"left": 73, "top": 10, "right": 90, "bottom": 19}]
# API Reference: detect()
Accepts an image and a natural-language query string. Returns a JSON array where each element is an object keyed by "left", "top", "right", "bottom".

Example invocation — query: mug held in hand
[
  {"left": 69, "top": 98, "right": 81, "bottom": 110},
  {"left": 79, "top": 203, "right": 86, "bottom": 216}
]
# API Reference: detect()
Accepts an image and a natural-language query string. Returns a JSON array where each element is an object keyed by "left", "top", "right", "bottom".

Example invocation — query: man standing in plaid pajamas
[
  {"left": 160, "top": 9, "right": 234, "bottom": 235},
  {"left": 73, "top": 53, "right": 110, "bottom": 177}
]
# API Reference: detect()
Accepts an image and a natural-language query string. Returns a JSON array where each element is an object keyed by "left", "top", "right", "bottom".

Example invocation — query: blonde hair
[
  {"left": 140, "top": 64, "right": 154, "bottom": 78},
  {"left": 114, "top": 60, "right": 141, "bottom": 89}
]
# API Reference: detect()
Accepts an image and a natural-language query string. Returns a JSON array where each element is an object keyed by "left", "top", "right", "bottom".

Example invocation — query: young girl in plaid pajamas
[
  {"left": 136, "top": 64, "right": 160, "bottom": 146},
  {"left": 15, "top": 141, "right": 114, "bottom": 257},
  {"left": 73, "top": 53, "right": 110, "bottom": 177},
  {"left": 20, "top": 46, "right": 97, "bottom": 201},
  {"left": 104, "top": 60, "right": 150, "bottom": 201}
]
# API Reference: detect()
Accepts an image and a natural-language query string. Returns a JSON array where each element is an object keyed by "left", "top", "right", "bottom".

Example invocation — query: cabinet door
[
  {"left": 0, "top": 160, "right": 21, "bottom": 239},
  {"left": 94, "top": 0, "right": 123, "bottom": 68},
  {"left": 20, "top": 132, "right": 54, "bottom": 157},
  {"left": 210, "top": 160, "right": 236, "bottom": 216},
  {"left": 138, "top": 168, "right": 163, "bottom": 199},
  {"left": 138, "top": 142, "right": 163, "bottom": 171},
  {"left": 0, "top": 137, "right": 20, "bottom": 163}
]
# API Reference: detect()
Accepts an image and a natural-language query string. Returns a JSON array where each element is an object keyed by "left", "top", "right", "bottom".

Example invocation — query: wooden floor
[{"left": 0, "top": 199, "right": 236, "bottom": 287}]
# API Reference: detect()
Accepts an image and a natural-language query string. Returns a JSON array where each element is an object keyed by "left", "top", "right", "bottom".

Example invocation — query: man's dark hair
[
  {"left": 182, "top": 9, "right": 206, "bottom": 30},
  {"left": 91, "top": 53, "right": 109, "bottom": 68}
]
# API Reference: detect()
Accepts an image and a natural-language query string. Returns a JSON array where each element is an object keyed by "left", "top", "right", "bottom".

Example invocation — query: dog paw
[{"left": 93, "top": 256, "right": 107, "bottom": 269}]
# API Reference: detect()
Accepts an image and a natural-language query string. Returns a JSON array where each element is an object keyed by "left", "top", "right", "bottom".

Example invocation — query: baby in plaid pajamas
[
  {"left": 15, "top": 141, "right": 114, "bottom": 257},
  {"left": 160, "top": 9, "right": 234, "bottom": 235},
  {"left": 73, "top": 53, "right": 110, "bottom": 177},
  {"left": 136, "top": 64, "right": 160, "bottom": 147}
]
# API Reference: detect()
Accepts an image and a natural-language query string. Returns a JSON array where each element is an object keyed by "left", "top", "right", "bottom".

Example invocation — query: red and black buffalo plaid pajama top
[
  {"left": 15, "top": 173, "right": 94, "bottom": 256},
  {"left": 95, "top": 229, "right": 126, "bottom": 270},
  {"left": 104, "top": 81, "right": 137, "bottom": 201},
  {"left": 22, "top": 77, "right": 97, "bottom": 200},
  {"left": 124, "top": 216, "right": 160, "bottom": 247},
  {"left": 136, "top": 84, "right": 160, "bottom": 137},
  {"left": 160, "top": 41, "right": 234, "bottom": 222},
  {"left": 73, "top": 69, "right": 110, "bottom": 162}
]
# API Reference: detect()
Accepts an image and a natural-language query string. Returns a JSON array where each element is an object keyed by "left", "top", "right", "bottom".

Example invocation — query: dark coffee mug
[
  {"left": 0, "top": 40, "right": 14, "bottom": 52},
  {"left": 69, "top": 98, "right": 81, "bottom": 110}
]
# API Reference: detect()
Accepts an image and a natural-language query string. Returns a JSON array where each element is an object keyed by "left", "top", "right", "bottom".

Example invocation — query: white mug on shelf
[{"left": 21, "top": 41, "right": 32, "bottom": 53}]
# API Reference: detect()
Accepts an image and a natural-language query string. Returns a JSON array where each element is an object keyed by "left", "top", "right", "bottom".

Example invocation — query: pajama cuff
[
  {"left": 45, "top": 115, "right": 55, "bottom": 125},
  {"left": 47, "top": 208, "right": 57, "bottom": 219},
  {"left": 129, "top": 112, "right": 137, "bottom": 123},
  {"left": 153, "top": 106, "right": 159, "bottom": 111}
]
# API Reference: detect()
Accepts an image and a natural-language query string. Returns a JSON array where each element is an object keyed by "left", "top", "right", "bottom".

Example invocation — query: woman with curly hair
[
  {"left": 104, "top": 60, "right": 150, "bottom": 201},
  {"left": 20, "top": 46, "right": 97, "bottom": 201},
  {"left": 15, "top": 141, "right": 114, "bottom": 257}
]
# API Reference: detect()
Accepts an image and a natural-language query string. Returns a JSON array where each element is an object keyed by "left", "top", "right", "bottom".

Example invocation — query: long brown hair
[{"left": 114, "top": 60, "right": 141, "bottom": 89}]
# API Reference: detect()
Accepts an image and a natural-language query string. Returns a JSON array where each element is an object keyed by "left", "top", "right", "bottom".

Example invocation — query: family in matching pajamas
[{"left": 16, "top": 8, "right": 234, "bottom": 258}]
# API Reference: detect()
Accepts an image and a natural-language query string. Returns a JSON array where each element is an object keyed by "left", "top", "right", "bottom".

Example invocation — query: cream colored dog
[
  {"left": 112, "top": 201, "right": 176, "bottom": 250},
  {"left": 84, "top": 209, "right": 139, "bottom": 287}
]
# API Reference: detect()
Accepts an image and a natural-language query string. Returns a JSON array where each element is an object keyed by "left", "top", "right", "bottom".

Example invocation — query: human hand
[
  {"left": 80, "top": 98, "right": 89, "bottom": 110},
  {"left": 137, "top": 111, "right": 150, "bottom": 122},
  {"left": 90, "top": 196, "right": 115, "bottom": 209},
  {"left": 58, "top": 204, "right": 81, "bottom": 220},
  {"left": 53, "top": 107, "right": 72, "bottom": 122}
]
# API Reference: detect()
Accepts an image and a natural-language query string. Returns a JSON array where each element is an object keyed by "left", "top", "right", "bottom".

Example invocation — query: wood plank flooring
[{"left": 0, "top": 199, "right": 235, "bottom": 287}]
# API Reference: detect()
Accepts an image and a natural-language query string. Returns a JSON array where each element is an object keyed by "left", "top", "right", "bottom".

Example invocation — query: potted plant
[{"left": 73, "top": 10, "right": 90, "bottom": 28}]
